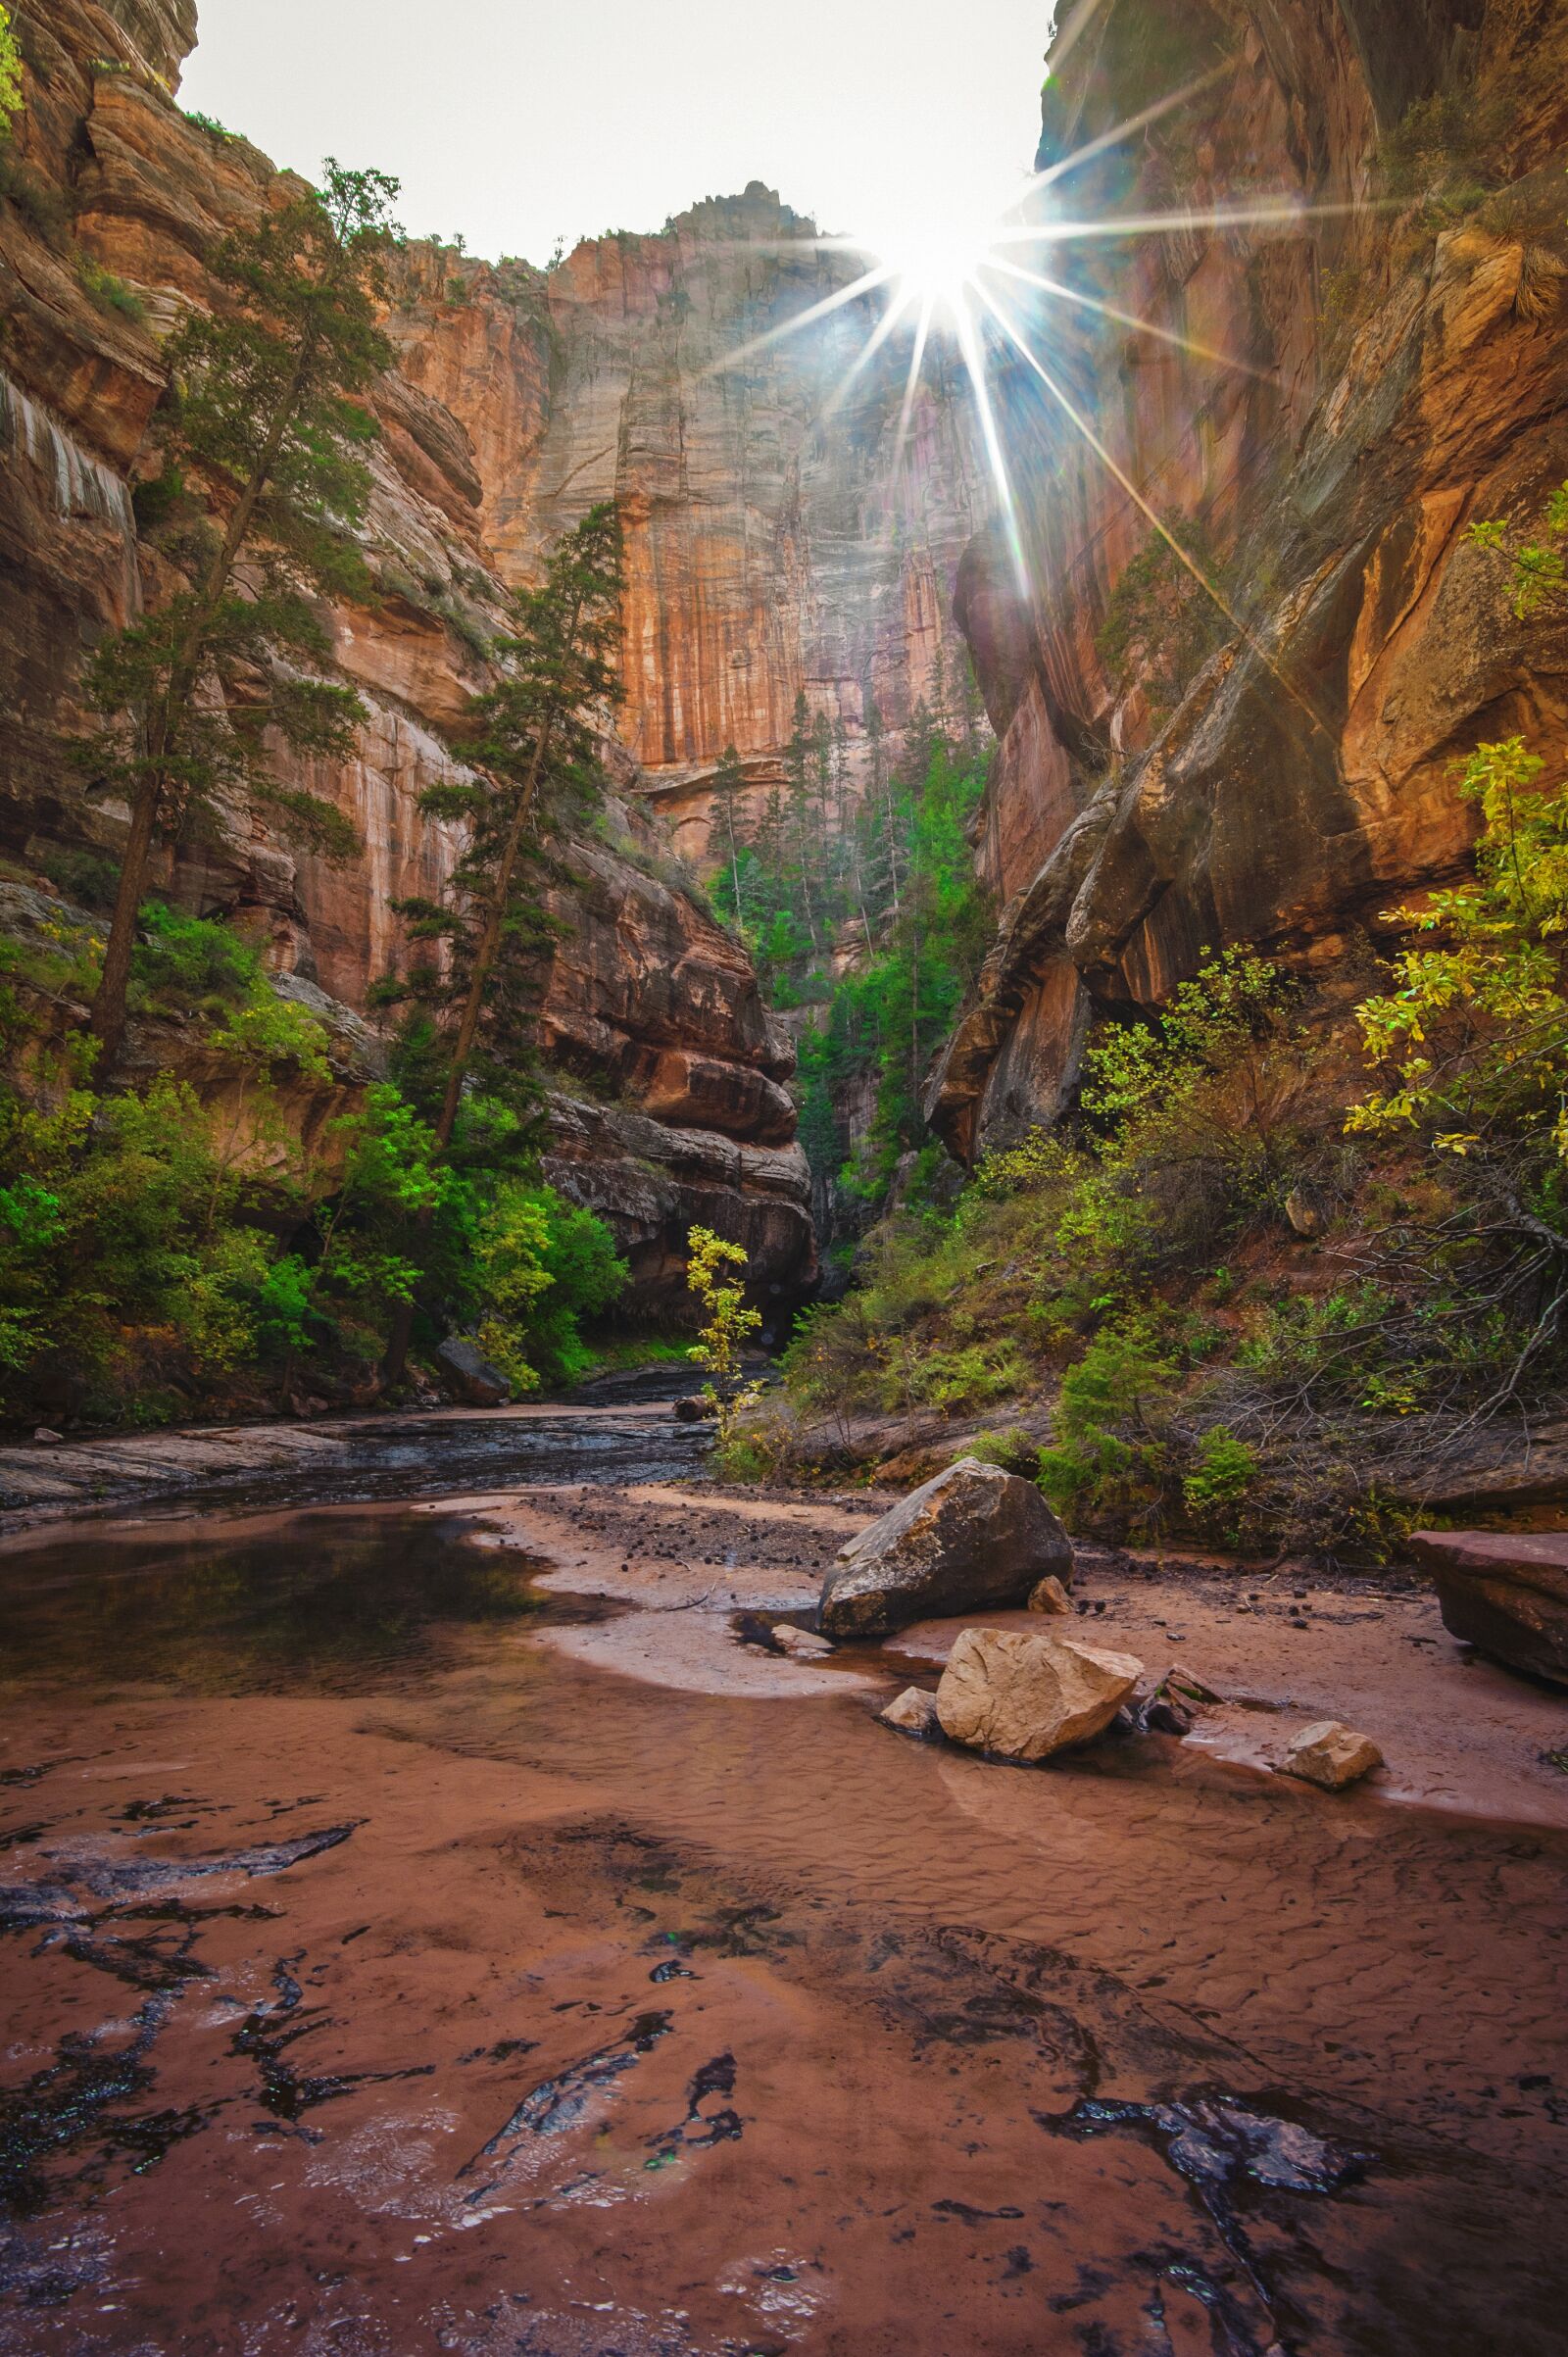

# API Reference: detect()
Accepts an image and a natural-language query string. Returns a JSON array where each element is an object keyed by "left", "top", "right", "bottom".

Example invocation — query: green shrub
[
  {"left": 76, "top": 256, "right": 147, "bottom": 323},
  {"left": 475, "top": 1182, "right": 626, "bottom": 1393},
  {"left": 1037, "top": 1325, "right": 1174, "bottom": 1523},
  {"left": 1181, "top": 1425, "right": 1257, "bottom": 1514},
  {"left": 33, "top": 846, "right": 121, "bottom": 911},
  {"left": 962, "top": 1426, "right": 1038, "bottom": 1474}
]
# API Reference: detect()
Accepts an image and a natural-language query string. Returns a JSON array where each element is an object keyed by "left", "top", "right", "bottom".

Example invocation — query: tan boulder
[
  {"left": 1278, "top": 1721, "right": 1383, "bottom": 1791},
  {"left": 1027, "top": 1574, "right": 1072, "bottom": 1616},
  {"left": 879, "top": 1686, "right": 942, "bottom": 1739},
  {"left": 935, "top": 1629, "right": 1143, "bottom": 1762},
  {"left": 820, "top": 1458, "right": 1073, "bottom": 1638}
]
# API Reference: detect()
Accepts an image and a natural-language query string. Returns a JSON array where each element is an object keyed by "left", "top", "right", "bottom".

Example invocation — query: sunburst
[{"left": 707, "top": 62, "right": 1364, "bottom": 722}]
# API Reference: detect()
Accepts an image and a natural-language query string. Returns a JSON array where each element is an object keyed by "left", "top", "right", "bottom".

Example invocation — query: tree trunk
[
  {"left": 86, "top": 339, "right": 316, "bottom": 1068},
  {"left": 87, "top": 781, "right": 162, "bottom": 1070}
]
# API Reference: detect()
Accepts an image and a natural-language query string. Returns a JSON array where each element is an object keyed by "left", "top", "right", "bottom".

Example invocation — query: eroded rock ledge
[
  {"left": 931, "top": 0, "right": 1568, "bottom": 1162},
  {"left": 0, "top": 0, "right": 819, "bottom": 1307}
]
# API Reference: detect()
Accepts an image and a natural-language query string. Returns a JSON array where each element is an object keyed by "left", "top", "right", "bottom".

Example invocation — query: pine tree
[
  {"left": 79, "top": 163, "right": 399, "bottom": 1066},
  {"left": 380, "top": 503, "right": 623, "bottom": 1381},
  {"left": 392, "top": 503, "right": 624, "bottom": 1149},
  {"left": 710, "top": 742, "right": 747, "bottom": 920},
  {"left": 784, "top": 688, "right": 820, "bottom": 953}
]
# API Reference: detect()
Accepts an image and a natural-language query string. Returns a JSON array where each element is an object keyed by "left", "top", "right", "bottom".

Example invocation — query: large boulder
[
  {"left": 436, "top": 1337, "right": 511, "bottom": 1408},
  {"left": 935, "top": 1628, "right": 1143, "bottom": 1762},
  {"left": 819, "top": 1458, "right": 1072, "bottom": 1638},
  {"left": 1406, "top": 1530, "right": 1568, "bottom": 1688}
]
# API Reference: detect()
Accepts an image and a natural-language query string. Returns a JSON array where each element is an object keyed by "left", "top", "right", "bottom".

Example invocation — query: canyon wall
[
  {"left": 386, "top": 187, "right": 993, "bottom": 866},
  {"left": 0, "top": 0, "right": 818, "bottom": 1309},
  {"left": 930, "top": 0, "right": 1568, "bottom": 1158}
]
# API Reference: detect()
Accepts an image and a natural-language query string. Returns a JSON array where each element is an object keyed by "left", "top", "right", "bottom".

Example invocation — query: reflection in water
[{"left": 0, "top": 1513, "right": 555, "bottom": 1695}]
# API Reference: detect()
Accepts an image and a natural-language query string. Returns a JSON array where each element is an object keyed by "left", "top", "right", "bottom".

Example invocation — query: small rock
[
  {"left": 879, "top": 1686, "right": 942, "bottom": 1739},
  {"left": 1143, "top": 1694, "right": 1196, "bottom": 1737},
  {"left": 1165, "top": 1666, "right": 1224, "bottom": 1705},
  {"left": 1027, "top": 1574, "right": 1072, "bottom": 1616},
  {"left": 936, "top": 1628, "right": 1144, "bottom": 1763},
  {"left": 1278, "top": 1720, "right": 1383, "bottom": 1791},
  {"left": 672, "top": 1395, "right": 714, "bottom": 1423},
  {"left": 772, "top": 1623, "right": 832, "bottom": 1661},
  {"left": 31, "top": 1428, "right": 64, "bottom": 1446},
  {"left": 1285, "top": 1186, "right": 1322, "bottom": 1238}
]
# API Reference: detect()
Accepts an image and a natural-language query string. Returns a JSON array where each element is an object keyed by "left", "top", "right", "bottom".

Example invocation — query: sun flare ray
[
  {"left": 817, "top": 283, "right": 917, "bottom": 421},
  {"left": 969, "top": 273, "right": 1331, "bottom": 734},
  {"left": 891, "top": 290, "right": 936, "bottom": 484},
  {"left": 982, "top": 252, "right": 1272, "bottom": 380},
  {"left": 953, "top": 292, "right": 1028, "bottom": 594},
  {"left": 702, "top": 263, "right": 896, "bottom": 377}
]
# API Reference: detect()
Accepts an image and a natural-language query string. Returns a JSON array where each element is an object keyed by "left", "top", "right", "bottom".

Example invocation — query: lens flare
[{"left": 708, "top": 65, "right": 1369, "bottom": 696}]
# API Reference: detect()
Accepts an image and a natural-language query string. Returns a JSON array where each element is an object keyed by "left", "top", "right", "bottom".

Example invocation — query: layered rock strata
[
  {"left": 929, "top": 0, "right": 1568, "bottom": 1160},
  {"left": 0, "top": 1, "right": 812, "bottom": 1304}
]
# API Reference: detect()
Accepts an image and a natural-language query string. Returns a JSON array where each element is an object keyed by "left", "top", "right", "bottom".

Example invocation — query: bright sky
[{"left": 178, "top": 2, "right": 1054, "bottom": 269}]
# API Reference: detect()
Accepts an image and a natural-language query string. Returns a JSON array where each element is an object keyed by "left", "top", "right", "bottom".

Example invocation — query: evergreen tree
[
  {"left": 709, "top": 742, "right": 747, "bottom": 919},
  {"left": 784, "top": 687, "right": 820, "bottom": 952},
  {"left": 391, "top": 503, "right": 624, "bottom": 1150},
  {"left": 380, "top": 502, "right": 623, "bottom": 1381},
  {"left": 79, "top": 163, "right": 400, "bottom": 1064}
]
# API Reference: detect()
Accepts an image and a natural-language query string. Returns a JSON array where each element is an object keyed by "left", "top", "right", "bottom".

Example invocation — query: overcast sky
[{"left": 178, "top": 2, "right": 1054, "bottom": 268}]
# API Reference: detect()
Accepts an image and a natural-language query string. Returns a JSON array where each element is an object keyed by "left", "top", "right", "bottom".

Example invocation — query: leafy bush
[
  {"left": 76, "top": 257, "right": 146, "bottom": 323},
  {"left": 475, "top": 1183, "right": 626, "bottom": 1393},
  {"left": 0, "top": 1072, "right": 282, "bottom": 1418},
  {"left": 0, "top": 4, "right": 20, "bottom": 135},
  {"left": 1037, "top": 1325, "right": 1174, "bottom": 1520},
  {"left": 1181, "top": 1426, "right": 1257, "bottom": 1515}
]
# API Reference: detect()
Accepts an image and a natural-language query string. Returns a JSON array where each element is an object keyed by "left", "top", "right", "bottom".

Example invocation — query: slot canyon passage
[{"left": 3, "top": 0, "right": 1568, "bottom": 2351}]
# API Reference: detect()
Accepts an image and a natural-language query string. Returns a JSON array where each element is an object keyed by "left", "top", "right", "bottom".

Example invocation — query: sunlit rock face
[
  {"left": 0, "top": 7, "right": 817, "bottom": 1305},
  {"left": 930, "top": 0, "right": 1568, "bottom": 1161},
  {"left": 394, "top": 184, "right": 992, "bottom": 863}
]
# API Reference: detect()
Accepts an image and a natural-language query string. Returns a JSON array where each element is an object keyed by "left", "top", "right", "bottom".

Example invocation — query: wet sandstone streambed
[{"left": 2, "top": 1424, "right": 1567, "bottom": 2356}]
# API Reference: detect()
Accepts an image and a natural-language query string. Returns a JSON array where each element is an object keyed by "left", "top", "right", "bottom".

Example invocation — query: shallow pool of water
[{"left": 1, "top": 1498, "right": 1565, "bottom": 2356}]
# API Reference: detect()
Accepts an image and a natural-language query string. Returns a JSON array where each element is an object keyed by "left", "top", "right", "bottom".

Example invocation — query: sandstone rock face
[
  {"left": 818, "top": 1457, "right": 1073, "bottom": 1638},
  {"left": 929, "top": 0, "right": 1568, "bottom": 1162},
  {"left": 879, "top": 1686, "right": 942, "bottom": 1739},
  {"left": 0, "top": 6, "right": 820, "bottom": 1313},
  {"left": 542, "top": 1091, "right": 813, "bottom": 1318},
  {"left": 487, "top": 185, "right": 990, "bottom": 855},
  {"left": 1406, "top": 1530, "right": 1568, "bottom": 1686},
  {"left": 935, "top": 1629, "right": 1143, "bottom": 1761},
  {"left": 1278, "top": 1721, "right": 1385, "bottom": 1791}
]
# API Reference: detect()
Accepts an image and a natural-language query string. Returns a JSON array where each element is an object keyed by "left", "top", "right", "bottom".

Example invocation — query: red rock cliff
[
  {"left": 930, "top": 0, "right": 1568, "bottom": 1159},
  {"left": 0, "top": 0, "right": 812, "bottom": 1307}
]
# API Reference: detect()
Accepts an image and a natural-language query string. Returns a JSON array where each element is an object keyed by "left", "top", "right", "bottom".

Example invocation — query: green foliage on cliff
[
  {"left": 0, "top": 905, "right": 625, "bottom": 1424},
  {"left": 0, "top": 6, "right": 23, "bottom": 135},
  {"left": 1094, "top": 519, "right": 1226, "bottom": 718},
  {"left": 79, "top": 161, "right": 401, "bottom": 1064},
  {"left": 710, "top": 704, "right": 991, "bottom": 1211}
]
